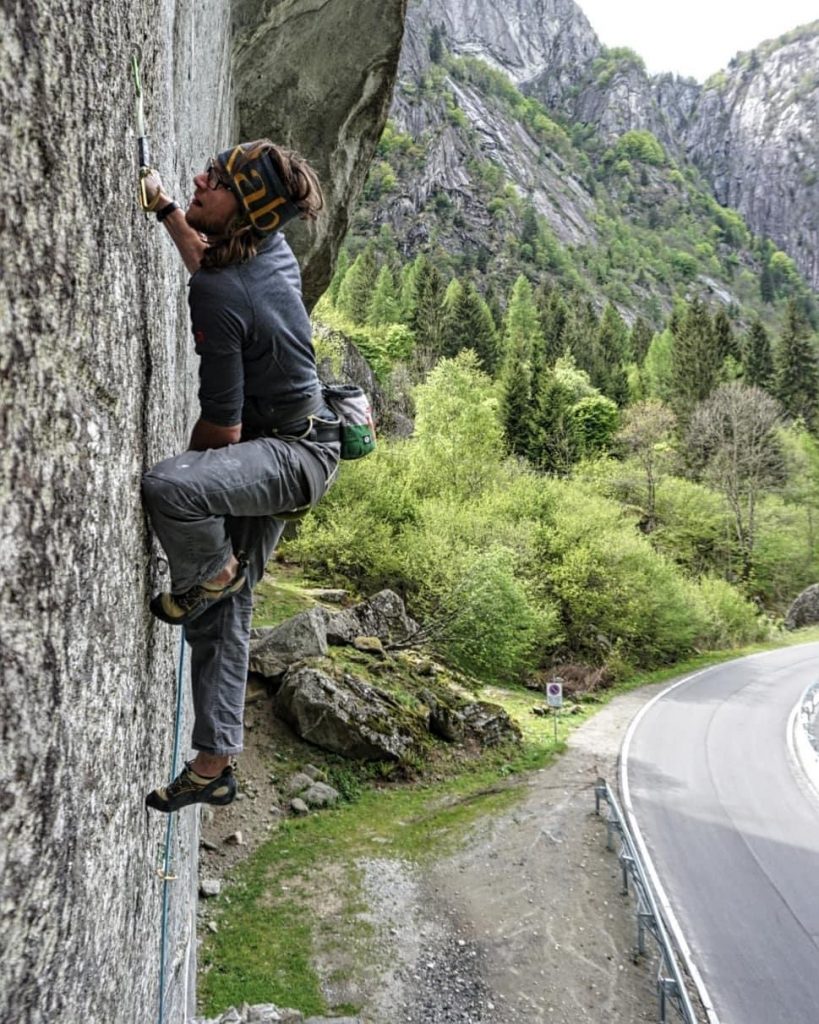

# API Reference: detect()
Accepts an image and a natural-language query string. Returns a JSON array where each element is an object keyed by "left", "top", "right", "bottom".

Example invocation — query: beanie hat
[{"left": 216, "top": 142, "right": 302, "bottom": 234}]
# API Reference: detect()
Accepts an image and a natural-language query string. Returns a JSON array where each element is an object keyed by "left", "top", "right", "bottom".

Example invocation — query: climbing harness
[
  {"left": 156, "top": 630, "right": 187, "bottom": 1024},
  {"left": 131, "top": 50, "right": 158, "bottom": 212}
]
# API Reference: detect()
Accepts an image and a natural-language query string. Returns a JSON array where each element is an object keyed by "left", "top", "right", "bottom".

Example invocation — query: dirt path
[{"left": 353, "top": 684, "right": 667, "bottom": 1024}]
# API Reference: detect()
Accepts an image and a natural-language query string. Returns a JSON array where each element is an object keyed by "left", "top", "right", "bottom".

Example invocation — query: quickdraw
[{"left": 131, "top": 50, "right": 158, "bottom": 212}]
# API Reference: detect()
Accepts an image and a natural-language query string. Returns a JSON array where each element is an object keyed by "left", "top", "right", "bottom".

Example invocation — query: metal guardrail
[
  {"left": 800, "top": 682, "right": 819, "bottom": 755},
  {"left": 595, "top": 778, "right": 699, "bottom": 1024}
]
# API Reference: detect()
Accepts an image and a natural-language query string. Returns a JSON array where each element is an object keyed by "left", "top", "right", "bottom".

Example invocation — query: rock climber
[{"left": 140, "top": 140, "right": 340, "bottom": 813}]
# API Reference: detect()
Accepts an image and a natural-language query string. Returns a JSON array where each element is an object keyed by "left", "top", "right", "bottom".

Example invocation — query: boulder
[
  {"left": 274, "top": 666, "right": 416, "bottom": 760},
  {"left": 325, "top": 589, "right": 418, "bottom": 647},
  {"left": 460, "top": 702, "right": 522, "bottom": 747},
  {"left": 302, "top": 782, "right": 341, "bottom": 808},
  {"left": 785, "top": 584, "right": 819, "bottom": 630},
  {"left": 290, "top": 798, "right": 310, "bottom": 816},
  {"left": 249, "top": 607, "right": 329, "bottom": 677},
  {"left": 284, "top": 772, "right": 315, "bottom": 796},
  {"left": 420, "top": 689, "right": 465, "bottom": 743}
]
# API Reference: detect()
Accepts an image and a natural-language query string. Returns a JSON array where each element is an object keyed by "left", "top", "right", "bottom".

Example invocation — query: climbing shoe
[
  {"left": 150, "top": 563, "right": 246, "bottom": 626},
  {"left": 145, "top": 762, "right": 237, "bottom": 813}
]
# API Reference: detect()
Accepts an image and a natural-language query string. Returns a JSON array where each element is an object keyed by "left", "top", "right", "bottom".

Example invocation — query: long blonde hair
[{"left": 201, "top": 141, "right": 324, "bottom": 270}]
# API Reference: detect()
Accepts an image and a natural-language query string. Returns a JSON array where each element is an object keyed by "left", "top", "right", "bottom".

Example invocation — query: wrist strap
[{"left": 156, "top": 201, "right": 180, "bottom": 223}]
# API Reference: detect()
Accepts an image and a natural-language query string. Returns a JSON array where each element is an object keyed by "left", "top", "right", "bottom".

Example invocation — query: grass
[
  {"left": 198, "top": 625, "right": 819, "bottom": 1016},
  {"left": 252, "top": 561, "right": 340, "bottom": 627}
]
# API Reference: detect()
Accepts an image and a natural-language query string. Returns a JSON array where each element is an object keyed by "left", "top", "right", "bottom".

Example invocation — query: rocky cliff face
[
  {"left": 392, "top": 0, "right": 818, "bottom": 292},
  {"left": 683, "top": 29, "right": 819, "bottom": 290},
  {"left": 0, "top": 1, "right": 405, "bottom": 1022},
  {"left": 233, "top": 0, "right": 408, "bottom": 308}
]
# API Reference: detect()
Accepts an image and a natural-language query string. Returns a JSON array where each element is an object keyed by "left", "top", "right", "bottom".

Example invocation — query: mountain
[{"left": 349, "top": 0, "right": 818, "bottom": 320}]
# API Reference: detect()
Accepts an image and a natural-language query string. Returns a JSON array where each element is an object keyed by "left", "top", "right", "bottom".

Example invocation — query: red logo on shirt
[{"left": 194, "top": 330, "right": 206, "bottom": 346}]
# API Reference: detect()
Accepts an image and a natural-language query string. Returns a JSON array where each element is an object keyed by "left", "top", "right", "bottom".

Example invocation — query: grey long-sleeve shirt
[{"left": 187, "top": 232, "right": 322, "bottom": 433}]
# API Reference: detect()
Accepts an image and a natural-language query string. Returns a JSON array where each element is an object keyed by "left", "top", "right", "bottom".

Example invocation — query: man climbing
[{"left": 140, "top": 140, "right": 340, "bottom": 813}]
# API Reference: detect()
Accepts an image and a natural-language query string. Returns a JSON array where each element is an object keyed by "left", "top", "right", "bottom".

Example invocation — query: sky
[{"left": 577, "top": 0, "right": 819, "bottom": 81}]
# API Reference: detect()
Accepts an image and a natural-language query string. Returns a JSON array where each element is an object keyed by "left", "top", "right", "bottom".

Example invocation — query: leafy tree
[
  {"left": 774, "top": 299, "right": 819, "bottom": 427},
  {"left": 669, "top": 297, "right": 720, "bottom": 422},
  {"left": 617, "top": 400, "right": 676, "bottom": 532},
  {"left": 336, "top": 245, "right": 377, "bottom": 324},
  {"left": 688, "top": 382, "right": 784, "bottom": 580},
  {"left": 412, "top": 351, "right": 505, "bottom": 498},
  {"left": 743, "top": 320, "right": 774, "bottom": 390},
  {"left": 640, "top": 329, "right": 675, "bottom": 402},
  {"left": 367, "top": 265, "right": 401, "bottom": 326},
  {"left": 569, "top": 395, "right": 620, "bottom": 457}
]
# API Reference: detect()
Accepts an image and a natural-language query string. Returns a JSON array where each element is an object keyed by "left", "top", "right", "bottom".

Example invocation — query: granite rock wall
[{"left": 0, "top": 1, "right": 405, "bottom": 1021}]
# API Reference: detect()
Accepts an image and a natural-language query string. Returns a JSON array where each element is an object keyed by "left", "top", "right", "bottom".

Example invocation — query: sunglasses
[{"left": 205, "top": 159, "right": 232, "bottom": 191}]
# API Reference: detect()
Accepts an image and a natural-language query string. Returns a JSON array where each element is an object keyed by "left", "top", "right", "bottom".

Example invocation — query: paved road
[{"left": 622, "top": 642, "right": 819, "bottom": 1024}]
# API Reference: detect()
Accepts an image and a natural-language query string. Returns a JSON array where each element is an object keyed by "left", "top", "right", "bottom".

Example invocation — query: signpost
[{"left": 546, "top": 679, "right": 563, "bottom": 744}]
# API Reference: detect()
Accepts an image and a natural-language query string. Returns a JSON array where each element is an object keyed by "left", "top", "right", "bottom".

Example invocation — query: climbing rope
[{"left": 157, "top": 629, "right": 187, "bottom": 1024}]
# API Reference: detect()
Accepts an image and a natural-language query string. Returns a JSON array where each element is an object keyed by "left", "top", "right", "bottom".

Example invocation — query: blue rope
[{"left": 158, "top": 628, "right": 187, "bottom": 1024}]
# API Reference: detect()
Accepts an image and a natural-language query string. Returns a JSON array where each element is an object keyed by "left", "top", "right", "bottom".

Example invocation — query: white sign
[{"left": 546, "top": 681, "right": 563, "bottom": 709}]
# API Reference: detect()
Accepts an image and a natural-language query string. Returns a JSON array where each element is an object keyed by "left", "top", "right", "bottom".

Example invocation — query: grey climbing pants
[{"left": 142, "top": 436, "right": 339, "bottom": 755}]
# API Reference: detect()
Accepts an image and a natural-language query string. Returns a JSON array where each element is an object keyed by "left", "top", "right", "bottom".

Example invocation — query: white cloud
[{"left": 577, "top": 0, "right": 818, "bottom": 80}]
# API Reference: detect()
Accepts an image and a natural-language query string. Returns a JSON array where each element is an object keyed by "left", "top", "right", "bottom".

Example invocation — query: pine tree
[
  {"left": 566, "top": 300, "right": 598, "bottom": 380},
  {"left": 539, "top": 290, "right": 569, "bottom": 367},
  {"left": 594, "top": 303, "right": 630, "bottom": 405},
  {"left": 336, "top": 245, "right": 377, "bottom": 324},
  {"left": 441, "top": 281, "right": 499, "bottom": 370},
  {"left": 775, "top": 300, "right": 819, "bottom": 426},
  {"left": 713, "top": 308, "right": 739, "bottom": 362},
  {"left": 429, "top": 24, "right": 444, "bottom": 63},
  {"left": 760, "top": 263, "right": 775, "bottom": 304},
  {"left": 630, "top": 317, "right": 654, "bottom": 365},
  {"left": 500, "top": 337, "right": 533, "bottom": 459},
  {"left": 412, "top": 259, "right": 447, "bottom": 355},
  {"left": 520, "top": 203, "right": 539, "bottom": 261},
  {"left": 503, "top": 276, "right": 544, "bottom": 371},
  {"left": 530, "top": 369, "right": 579, "bottom": 473},
  {"left": 669, "top": 296, "right": 720, "bottom": 421},
  {"left": 367, "top": 265, "right": 400, "bottom": 326},
  {"left": 328, "top": 248, "right": 350, "bottom": 306},
  {"left": 743, "top": 320, "right": 774, "bottom": 390},
  {"left": 398, "top": 260, "right": 421, "bottom": 324}
]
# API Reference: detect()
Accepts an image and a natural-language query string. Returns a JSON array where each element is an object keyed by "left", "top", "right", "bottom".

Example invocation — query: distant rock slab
[
  {"left": 274, "top": 666, "right": 416, "bottom": 760},
  {"left": 785, "top": 583, "right": 819, "bottom": 630}
]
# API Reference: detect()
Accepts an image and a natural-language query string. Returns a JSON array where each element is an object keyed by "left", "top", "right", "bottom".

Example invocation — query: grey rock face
[
  {"left": 274, "top": 667, "right": 415, "bottom": 760},
  {"left": 785, "top": 583, "right": 819, "bottom": 630},
  {"left": 403, "top": 0, "right": 600, "bottom": 103},
  {"left": 683, "top": 34, "right": 819, "bottom": 290},
  {"left": 0, "top": 3, "right": 232, "bottom": 1021},
  {"left": 232, "top": 0, "right": 409, "bottom": 308},
  {"left": 1, "top": 1, "right": 408, "bottom": 1021}
]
